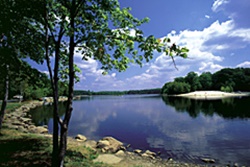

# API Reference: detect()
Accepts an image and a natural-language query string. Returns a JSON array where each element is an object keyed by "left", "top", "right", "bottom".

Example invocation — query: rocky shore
[
  {"left": 4, "top": 101, "right": 48, "bottom": 134},
  {"left": 3, "top": 100, "right": 226, "bottom": 167}
]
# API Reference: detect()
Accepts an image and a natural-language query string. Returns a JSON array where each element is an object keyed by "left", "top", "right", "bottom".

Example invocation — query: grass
[
  {"left": 0, "top": 128, "right": 51, "bottom": 167},
  {"left": 0, "top": 101, "right": 108, "bottom": 166},
  {"left": 0, "top": 127, "right": 107, "bottom": 167},
  {"left": 3, "top": 102, "right": 23, "bottom": 113}
]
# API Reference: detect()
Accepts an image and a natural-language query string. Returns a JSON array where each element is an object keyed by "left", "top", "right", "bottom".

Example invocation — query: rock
[
  {"left": 127, "top": 151, "right": 134, "bottom": 156},
  {"left": 42, "top": 125, "right": 48, "bottom": 129},
  {"left": 82, "top": 140, "right": 97, "bottom": 151},
  {"left": 21, "top": 106, "right": 30, "bottom": 112},
  {"left": 145, "top": 150, "right": 157, "bottom": 157},
  {"left": 115, "top": 150, "right": 126, "bottom": 156},
  {"left": 97, "top": 136, "right": 123, "bottom": 153},
  {"left": 168, "top": 157, "right": 173, "bottom": 161},
  {"left": 93, "top": 154, "right": 123, "bottom": 164},
  {"left": 18, "top": 126, "right": 28, "bottom": 133},
  {"left": 201, "top": 158, "right": 215, "bottom": 163},
  {"left": 101, "top": 148, "right": 106, "bottom": 153},
  {"left": 11, "top": 113, "right": 21, "bottom": 118},
  {"left": 97, "top": 140, "right": 110, "bottom": 148},
  {"left": 30, "top": 126, "right": 48, "bottom": 134},
  {"left": 23, "top": 124, "right": 29, "bottom": 129},
  {"left": 234, "top": 163, "right": 239, "bottom": 167},
  {"left": 12, "top": 121, "right": 25, "bottom": 126},
  {"left": 30, "top": 103, "right": 38, "bottom": 109},
  {"left": 6, "top": 124, "right": 18, "bottom": 130},
  {"left": 19, "top": 117, "right": 32, "bottom": 123},
  {"left": 120, "top": 146, "right": 126, "bottom": 151},
  {"left": 75, "top": 134, "right": 87, "bottom": 142},
  {"left": 28, "top": 125, "right": 36, "bottom": 129},
  {"left": 134, "top": 149, "right": 142, "bottom": 154},
  {"left": 141, "top": 153, "right": 155, "bottom": 159}
]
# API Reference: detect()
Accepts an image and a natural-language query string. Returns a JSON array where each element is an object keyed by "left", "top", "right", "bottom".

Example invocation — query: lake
[{"left": 29, "top": 95, "right": 250, "bottom": 166}]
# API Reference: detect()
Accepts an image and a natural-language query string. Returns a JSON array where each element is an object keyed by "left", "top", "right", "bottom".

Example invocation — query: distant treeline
[
  {"left": 73, "top": 68, "right": 250, "bottom": 96},
  {"left": 74, "top": 88, "right": 161, "bottom": 96},
  {"left": 162, "top": 67, "right": 250, "bottom": 95}
]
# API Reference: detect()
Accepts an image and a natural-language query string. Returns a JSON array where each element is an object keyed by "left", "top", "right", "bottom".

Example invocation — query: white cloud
[
  {"left": 199, "top": 62, "right": 224, "bottom": 72},
  {"left": 112, "top": 28, "right": 138, "bottom": 38},
  {"left": 236, "top": 61, "right": 250, "bottom": 68},
  {"left": 41, "top": 70, "right": 49, "bottom": 76},
  {"left": 205, "top": 15, "right": 210, "bottom": 19},
  {"left": 212, "top": 0, "right": 229, "bottom": 12},
  {"left": 230, "top": 28, "right": 250, "bottom": 42},
  {"left": 122, "top": 17, "right": 249, "bottom": 89},
  {"left": 72, "top": 1, "right": 250, "bottom": 91},
  {"left": 212, "top": 0, "right": 250, "bottom": 29}
]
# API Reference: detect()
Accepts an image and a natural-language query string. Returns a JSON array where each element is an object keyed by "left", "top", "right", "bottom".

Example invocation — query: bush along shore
[{"left": 1, "top": 100, "right": 231, "bottom": 167}]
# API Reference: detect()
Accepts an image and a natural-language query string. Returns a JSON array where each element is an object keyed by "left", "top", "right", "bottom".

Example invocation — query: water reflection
[
  {"left": 29, "top": 102, "right": 66, "bottom": 126},
  {"left": 29, "top": 95, "right": 250, "bottom": 166},
  {"left": 162, "top": 96, "right": 250, "bottom": 119}
]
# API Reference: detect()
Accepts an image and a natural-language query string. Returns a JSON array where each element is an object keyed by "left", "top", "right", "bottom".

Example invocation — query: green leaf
[
  {"left": 180, "top": 53, "right": 188, "bottom": 58},
  {"left": 181, "top": 48, "right": 189, "bottom": 52},
  {"left": 165, "top": 49, "right": 169, "bottom": 55},
  {"left": 157, "top": 48, "right": 161, "bottom": 52},
  {"left": 102, "top": 71, "right": 108, "bottom": 75}
]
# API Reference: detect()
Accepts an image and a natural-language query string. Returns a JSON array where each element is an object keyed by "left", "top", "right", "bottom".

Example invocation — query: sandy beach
[{"left": 176, "top": 91, "right": 249, "bottom": 100}]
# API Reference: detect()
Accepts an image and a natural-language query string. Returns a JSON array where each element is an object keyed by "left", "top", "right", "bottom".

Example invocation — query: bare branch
[{"left": 171, "top": 56, "right": 178, "bottom": 70}]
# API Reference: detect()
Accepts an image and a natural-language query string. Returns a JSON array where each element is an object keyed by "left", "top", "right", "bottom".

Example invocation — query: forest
[
  {"left": 161, "top": 68, "right": 250, "bottom": 95},
  {"left": 3, "top": 67, "right": 249, "bottom": 100},
  {"left": 74, "top": 88, "right": 161, "bottom": 96},
  {"left": 0, "top": 62, "right": 67, "bottom": 100}
]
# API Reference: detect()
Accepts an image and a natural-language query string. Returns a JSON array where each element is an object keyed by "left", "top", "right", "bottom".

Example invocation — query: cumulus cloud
[
  {"left": 212, "top": 0, "right": 229, "bottom": 12},
  {"left": 72, "top": 0, "right": 250, "bottom": 91},
  {"left": 212, "top": 0, "right": 250, "bottom": 28},
  {"left": 75, "top": 17, "right": 249, "bottom": 90},
  {"left": 121, "top": 14, "right": 249, "bottom": 88},
  {"left": 199, "top": 62, "right": 224, "bottom": 72},
  {"left": 236, "top": 61, "right": 250, "bottom": 68}
]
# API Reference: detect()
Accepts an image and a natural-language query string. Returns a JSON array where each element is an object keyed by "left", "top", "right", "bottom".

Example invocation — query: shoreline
[{"left": 3, "top": 100, "right": 219, "bottom": 166}]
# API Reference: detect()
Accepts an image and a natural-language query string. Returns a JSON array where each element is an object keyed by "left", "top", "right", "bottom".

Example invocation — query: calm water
[{"left": 30, "top": 95, "right": 250, "bottom": 166}]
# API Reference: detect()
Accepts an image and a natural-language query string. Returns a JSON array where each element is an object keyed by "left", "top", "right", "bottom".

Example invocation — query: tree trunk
[
  {"left": 0, "top": 65, "right": 9, "bottom": 130},
  {"left": 57, "top": 1, "right": 76, "bottom": 166},
  {"left": 58, "top": 124, "right": 67, "bottom": 167},
  {"left": 52, "top": 97, "right": 59, "bottom": 166},
  {"left": 43, "top": 5, "right": 60, "bottom": 166},
  {"left": 52, "top": 42, "right": 60, "bottom": 166}
]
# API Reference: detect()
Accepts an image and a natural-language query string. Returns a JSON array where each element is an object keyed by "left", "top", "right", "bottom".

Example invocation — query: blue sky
[{"left": 33, "top": 0, "right": 250, "bottom": 91}]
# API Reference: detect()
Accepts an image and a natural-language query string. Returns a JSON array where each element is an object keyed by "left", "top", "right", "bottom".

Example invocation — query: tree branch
[{"left": 171, "top": 56, "right": 178, "bottom": 70}]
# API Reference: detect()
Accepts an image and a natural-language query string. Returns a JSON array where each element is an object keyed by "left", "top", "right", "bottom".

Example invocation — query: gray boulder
[
  {"left": 75, "top": 134, "right": 87, "bottom": 142},
  {"left": 97, "top": 136, "right": 123, "bottom": 153}
]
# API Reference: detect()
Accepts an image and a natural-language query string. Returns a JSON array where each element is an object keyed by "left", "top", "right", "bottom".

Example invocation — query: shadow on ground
[{"left": 0, "top": 135, "right": 51, "bottom": 167}]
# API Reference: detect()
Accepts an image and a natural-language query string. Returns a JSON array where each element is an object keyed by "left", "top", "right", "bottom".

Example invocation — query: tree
[
  {"left": 162, "top": 81, "right": 191, "bottom": 95},
  {"left": 0, "top": 0, "right": 45, "bottom": 130},
  {"left": 199, "top": 72, "right": 212, "bottom": 90},
  {"left": 174, "top": 76, "right": 185, "bottom": 83},
  {"left": 41, "top": 1, "right": 189, "bottom": 166},
  {"left": 1, "top": 0, "right": 188, "bottom": 165},
  {"left": 185, "top": 72, "right": 201, "bottom": 91}
]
